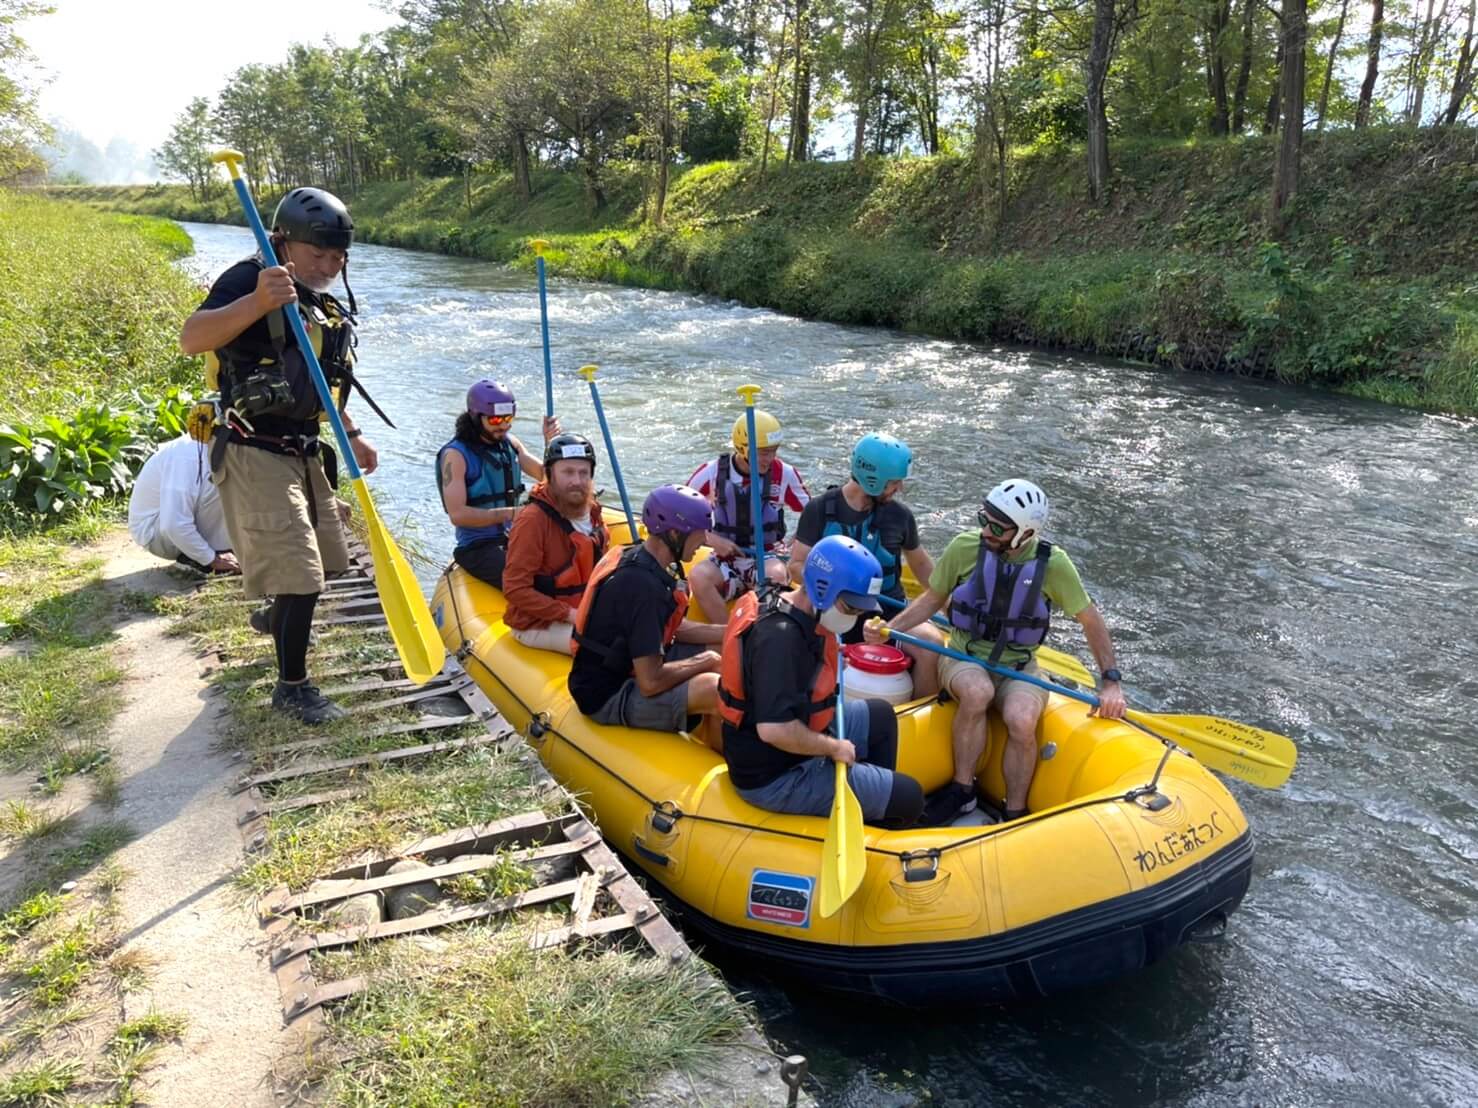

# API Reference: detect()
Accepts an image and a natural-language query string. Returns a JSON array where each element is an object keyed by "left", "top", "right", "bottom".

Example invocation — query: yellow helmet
[{"left": 732, "top": 409, "right": 782, "bottom": 451}]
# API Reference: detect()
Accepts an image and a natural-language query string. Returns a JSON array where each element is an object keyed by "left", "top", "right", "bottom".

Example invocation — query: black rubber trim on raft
[{"left": 639, "top": 829, "right": 1255, "bottom": 1008}]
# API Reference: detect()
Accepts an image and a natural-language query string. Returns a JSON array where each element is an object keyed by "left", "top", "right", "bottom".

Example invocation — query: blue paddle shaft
[
  {"left": 587, "top": 379, "right": 637, "bottom": 540},
  {"left": 744, "top": 405, "right": 765, "bottom": 578},
  {"left": 536, "top": 256, "right": 554, "bottom": 418},
  {"left": 226, "top": 176, "right": 360, "bottom": 481},
  {"left": 877, "top": 590, "right": 954, "bottom": 632},
  {"left": 887, "top": 628, "right": 1101, "bottom": 711}
]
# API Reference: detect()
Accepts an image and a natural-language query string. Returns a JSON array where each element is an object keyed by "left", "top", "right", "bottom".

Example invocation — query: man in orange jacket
[{"left": 501, "top": 434, "right": 608, "bottom": 654}]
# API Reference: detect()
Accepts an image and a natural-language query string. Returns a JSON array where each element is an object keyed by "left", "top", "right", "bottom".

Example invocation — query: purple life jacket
[
  {"left": 711, "top": 452, "right": 786, "bottom": 551},
  {"left": 948, "top": 539, "right": 1054, "bottom": 665}
]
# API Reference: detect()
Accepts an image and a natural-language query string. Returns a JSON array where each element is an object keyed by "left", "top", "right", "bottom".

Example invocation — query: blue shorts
[{"left": 734, "top": 700, "right": 897, "bottom": 821}]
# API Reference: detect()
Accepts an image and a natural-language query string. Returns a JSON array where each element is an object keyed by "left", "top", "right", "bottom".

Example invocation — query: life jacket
[
  {"left": 816, "top": 485, "right": 903, "bottom": 597},
  {"left": 204, "top": 255, "right": 383, "bottom": 443},
  {"left": 711, "top": 453, "right": 785, "bottom": 552},
  {"left": 527, "top": 497, "right": 608, "bottom": 601},
  {"left": 571, "top": 545, "right": 688, "bottom": 673},
  {"left": 947, "top": 539, "right": 1054, "bottom": 665},
  {"left": 718, "top": 591, "right": 837, "bottom": 732},
  {"left": 436, "top": 437, "right": 524, "bottom": 549}
]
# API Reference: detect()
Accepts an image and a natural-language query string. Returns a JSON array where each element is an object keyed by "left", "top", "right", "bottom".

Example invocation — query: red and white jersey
[{"left": 686, "top": 454, "right": 811, "bottom": 513}]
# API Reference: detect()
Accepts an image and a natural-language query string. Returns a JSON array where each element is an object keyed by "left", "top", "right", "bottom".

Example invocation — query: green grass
[
  {"left": 0, "top": 191, "right": 201, "bottom": 425},
  {"left": 0, "top": 1056, "right": 82, "bottom": 1106},
  {"left": 324, "top": 939, "right": 748, "bottom": 1108}
]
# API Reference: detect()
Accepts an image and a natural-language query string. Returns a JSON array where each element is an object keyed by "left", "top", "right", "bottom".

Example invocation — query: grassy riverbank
[{"left": 57, "top": 127, "right": 1478, "bottom": 414}]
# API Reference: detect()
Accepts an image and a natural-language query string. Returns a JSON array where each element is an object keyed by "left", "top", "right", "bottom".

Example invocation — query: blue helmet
[
  {"left": 803, "top": 535, "right": 884, "bottom": 613},
  {"left": 851, "top": 433, "right": 912, "bottom": 497}
]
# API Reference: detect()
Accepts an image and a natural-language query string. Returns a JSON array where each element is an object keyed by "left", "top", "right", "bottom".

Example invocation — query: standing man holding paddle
[
  {"left": 867, "top": 479, "right": 1127, "bottom": 825},
  {"left": 180, "top": 187, "right": 377, "bottom": 724}
]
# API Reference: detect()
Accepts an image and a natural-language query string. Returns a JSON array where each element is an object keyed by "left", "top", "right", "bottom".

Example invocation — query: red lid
[{"left": 843, "top": 643, "right": 911, "bottom": 675}]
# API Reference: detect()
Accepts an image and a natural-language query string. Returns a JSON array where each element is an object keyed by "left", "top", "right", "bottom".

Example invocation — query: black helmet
[
  {"left": 543, "top": 433, "right": 597, "bottom": 474},
  {"left": 272, "top": 188, "right": 354, "bottom": 251}
]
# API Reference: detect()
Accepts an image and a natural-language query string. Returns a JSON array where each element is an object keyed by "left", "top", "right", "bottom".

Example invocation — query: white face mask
[{"left": 819, "top": 606, "right": 859, "bottom": 635}]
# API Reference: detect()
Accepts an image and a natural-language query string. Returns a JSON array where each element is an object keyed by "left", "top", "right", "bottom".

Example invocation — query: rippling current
[{"left": 180, "top": 223, "right": 1478, "bottom": 1108}]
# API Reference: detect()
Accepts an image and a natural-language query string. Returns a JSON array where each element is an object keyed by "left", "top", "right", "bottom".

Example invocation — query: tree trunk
[
  {"left": 1443, "top": 0, "right": 1477, "bottom": 124},
  {"left": 1406, "top": 0, "right": 1449, "bottom": 124},
  {"left": 654, "top": 18, "right": 673, "bottom": 226},
  {"left": 512, "top": 131, "right": 532, "bottom": 201},
  {"left": 1316, "top": 0, "right": 1350, "bottom": 129},
  {"left": 853, "top": 0, "right": 878, "bottom": 161},
  {"left": 1208, "top": 0, "right": 1232, "bottom": 135},
  {"left": 760, "top": 14, "right": 791, "bottom": 179},
  {"left": 1270, "top": 0, "right": 1307, "bottom": 233},
  {"left": 1355, "top": 0, "right": 1384, "bottom": 126},
  {"left": 1263, "top": 35, "right": 1284, "bottom": 134},
  {"left": 1084, "top": 0, "right": 1115, "bottom": 201},
  {"left": 788, "top": 0, "right": 811, "bottom": 162},
  {"left": 580, "top": 141, "right": 606, "bottom": 214},
  {"left": 1232, "top": 0, "right": 1256, "bottom": 131}
]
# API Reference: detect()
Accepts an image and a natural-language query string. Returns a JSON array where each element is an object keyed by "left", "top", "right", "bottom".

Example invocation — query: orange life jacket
[
  {"left": 571, "top": 545, "right": 689, "bottom": 672},
  {"left": 529, "top": 497, "right": 608, "bottom": 602},
  {"left": 718, "top": 591, "right": 837, "bottom": 732}
]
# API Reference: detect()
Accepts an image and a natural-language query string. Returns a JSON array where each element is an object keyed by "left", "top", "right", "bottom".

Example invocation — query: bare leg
[
  {"left": 946, "top": 666, "right": 996, "bottom": 788},
  {"left": 999, "top": 686, "right": 1046, "bottom": 811},
  {"left": 688, "top": 559, "right": 729, "bottom": 624},
  {"left": 903, "top": 622, "right": 944, "bottom": 700}
]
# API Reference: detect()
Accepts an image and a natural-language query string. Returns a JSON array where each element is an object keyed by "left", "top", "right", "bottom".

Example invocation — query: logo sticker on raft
[{"left": 747, "top": 870, "right": 813, "bottom": 928}]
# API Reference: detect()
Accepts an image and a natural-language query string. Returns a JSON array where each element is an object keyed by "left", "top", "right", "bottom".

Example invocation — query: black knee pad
[
  {"left": 880, "top": 773, "right": 924, "bottom": 828},
  {"left": 865, "top": 698, "right": 899, "bottom": 766}
]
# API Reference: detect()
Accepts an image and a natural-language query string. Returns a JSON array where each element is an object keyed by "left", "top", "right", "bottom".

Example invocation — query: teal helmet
[{"left": 851, "top": 433, "right": 913, "bottom": 497}]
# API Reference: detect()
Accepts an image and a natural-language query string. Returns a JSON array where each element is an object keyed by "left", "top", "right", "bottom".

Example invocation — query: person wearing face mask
[
  {"left": 180, "top": 187, "right": 388, "bottom": 725},
  {"left": 500, "top": 433, "right": 607, "bottom": 654},
  {"left": 437, "top": 379, "right": 561, "bottom": 590},
  {"left": 684, "top": 409, "right": 810, "bottom": 624},
  {"left": 717, "top": 534, "right": 924, "bottom": 827},
  {"left": 568, "top": 485, "right": 726, "bottom": 739},
  {"left": 866, "top": 479, "right": 1127, "bottom": 825}
]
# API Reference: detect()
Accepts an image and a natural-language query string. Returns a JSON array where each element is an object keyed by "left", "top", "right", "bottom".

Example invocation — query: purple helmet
[
  {"left": 466, "top": 379, "right": 516, "bottom": 418},
  {"left": 642, "top": 484, "right": 713, "bottom": 537}
]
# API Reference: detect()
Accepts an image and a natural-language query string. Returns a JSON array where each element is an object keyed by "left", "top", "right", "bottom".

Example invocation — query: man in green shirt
[{"left": 867, "top": 479, "right": 1127, "bottom": 825}]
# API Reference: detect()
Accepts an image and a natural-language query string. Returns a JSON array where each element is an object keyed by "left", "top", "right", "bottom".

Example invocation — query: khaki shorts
[
  {"left": 937, "top": 653, "right": 1050, "bottom": 713},
  {"left": 213, "top": 442, "right": 349, "bottom": 599},
  {"left": 510, "top": 621, "right": 574, "bottom": 655}
]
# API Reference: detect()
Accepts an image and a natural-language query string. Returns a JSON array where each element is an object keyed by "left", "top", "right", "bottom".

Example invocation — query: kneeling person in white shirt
[{"left": 127, "top": 436, "right": 239, "bottom": 574}]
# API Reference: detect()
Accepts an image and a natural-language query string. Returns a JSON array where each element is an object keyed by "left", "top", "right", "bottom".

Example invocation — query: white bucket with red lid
[{"left": 841, "top": 643, "right": 914, "bottom": 705}]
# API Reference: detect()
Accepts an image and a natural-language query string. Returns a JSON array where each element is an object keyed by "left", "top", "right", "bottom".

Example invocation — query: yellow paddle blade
[
  {"left": 351, "top": 477, "right": 446, "bottom": 686},
  {"left": 818, "top": 760, "right": 865, "bottom": 919},
  {"left": 1127, "top": 708, "right": 1297, "bottom": 789}
]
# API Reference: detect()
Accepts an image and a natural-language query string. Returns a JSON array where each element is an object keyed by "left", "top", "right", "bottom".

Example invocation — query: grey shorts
[
  {"left": 735, "top": 700, "right": 896, "bottom": 820},
  {"left": 588, "top": 642, "right": 703, "bottom": 734}
]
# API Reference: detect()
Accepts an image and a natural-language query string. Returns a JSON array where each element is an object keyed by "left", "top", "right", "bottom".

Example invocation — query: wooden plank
[
  {"left": 318, "top": 612, "right": 389, "bottom": 627},
  {"left": 262, "top": 887, "right": 328, "bottom": 1029},
  {"left": 565, "top": 820, "right": 689, "bottom": 964},
  {"left": 259, "top": 786, "right": 370, "bottom": 815},
  {"left": 322, "top": 811, "right": 568, "bottom": 880},
  {"left": 341, "top": 677, "right": 471, "bottom": 717},
  {"left": 235, "top": 732, "right": 504, "bottom": 791},
  {"left": 270, "top": 832, "right": 601, "bottom": 915},
  {"left": 283, "top": 975, "right": 369, "bottom": 1024},
  {"left": 528, "top": 911, "right": 640, "bottom": 951},
  {"left": 248, "top": 674, "right": 455, "bottom": 708},
  {"left": 260, "top": 714, "right": 471, "bottom": 757},
  {"left": 271, "top": 874, "right": 613, "bottom": 963}
]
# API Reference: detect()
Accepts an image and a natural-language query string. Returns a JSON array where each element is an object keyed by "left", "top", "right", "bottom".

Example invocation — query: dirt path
[{"left": 94, "top": 535, "right": 294, "bottom": 1104}]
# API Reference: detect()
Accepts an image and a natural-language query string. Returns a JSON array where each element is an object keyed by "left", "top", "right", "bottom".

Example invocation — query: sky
[{"left": 22, "top": 0, "right": 399, "bottom": 159}]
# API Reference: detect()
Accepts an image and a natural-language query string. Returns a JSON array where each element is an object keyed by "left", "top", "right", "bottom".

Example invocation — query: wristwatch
[{"left": 1101, "top": 668, "right": 1122, "bottom": 684}]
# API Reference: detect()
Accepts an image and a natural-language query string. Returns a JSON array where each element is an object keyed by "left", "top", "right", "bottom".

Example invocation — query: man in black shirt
[
  {"left": 789, "top": 432, "right": 939, "bottom": 695},
  {"left": 719, "top": 534, "right": 923, "bottom": 826},
  {"left": 569, "top": 485, "right": 725, "bottom": 741},
  {"left": 180, "top": 187, "right": 377, "bottom": 725}
]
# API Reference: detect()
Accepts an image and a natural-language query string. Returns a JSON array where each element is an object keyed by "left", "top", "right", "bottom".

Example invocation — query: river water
[{"left": 179, "top": 223, "right": 1478, "bottom": 1108}]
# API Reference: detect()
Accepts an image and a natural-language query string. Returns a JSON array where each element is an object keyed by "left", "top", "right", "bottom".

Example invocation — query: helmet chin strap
[{"left": 660, "top": 531, "right": 689, "bottom": 578}]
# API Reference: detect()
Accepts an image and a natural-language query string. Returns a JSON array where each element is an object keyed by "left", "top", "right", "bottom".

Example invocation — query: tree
[
  {"left": 1443, "top": 0, "right": 1477, "bottom": 123},
  {"left": 1085, "top": 0, "right": 1137, "bottom": 201},
  {"left": 844, "top": 0, "right": 901, "bottom": 160},
  {"left": 1206, "top": 0, "right": 1233, "bottom": 134},
  {"left": 1355, "top": 0, "right": 1385, "bottom": 125},
  {"left": 154, "top": 97, "right": 217, "bottom": 201},
  {"left": 787, "top": 0, "right": 813, "bottom": 160},
  {"left": 1315, "top": 0, "right": 1350, "bottom": 129},
  {"left": 0, "top": 0, "right": 51, "bottom": 182},
  {"left": 1270, "top": 0, "right": 1306, "bottom": 234},
  {"left": 1232, "top": 0, "right": 1258, "bottom": 131}
]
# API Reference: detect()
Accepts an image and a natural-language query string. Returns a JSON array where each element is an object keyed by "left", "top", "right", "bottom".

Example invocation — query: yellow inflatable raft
[{"left": 431, "top": 559, "right": 1253, "bottom": 1006}]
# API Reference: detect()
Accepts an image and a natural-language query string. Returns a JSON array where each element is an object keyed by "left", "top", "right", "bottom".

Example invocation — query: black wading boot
[{"left": 271, "top": 681, "right": 347, "bottom": 725}]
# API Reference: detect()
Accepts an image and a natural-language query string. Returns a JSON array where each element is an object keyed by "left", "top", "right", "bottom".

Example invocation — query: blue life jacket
[
  {"left": 947, "top": 539, "right": 1054, "bottom": 666},
  {"left": 437, "top": 437, "right": 523, "bottom": 550},
  {"left": 711, "top": 452, "right": 785, "bottom": 552},
  {"left": 816, "top": 485, "right": 904, "bottom": 599}
]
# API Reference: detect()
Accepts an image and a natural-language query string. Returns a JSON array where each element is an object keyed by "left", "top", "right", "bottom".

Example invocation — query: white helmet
[{"left": 982, "top": 479, "right": 1049, "bottom": 550}]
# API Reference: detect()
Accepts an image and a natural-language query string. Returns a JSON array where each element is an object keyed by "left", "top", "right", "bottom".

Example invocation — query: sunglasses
[
  {"left": 484, "top": 413, "right": 515, "bottom": 429},
  {"left": 977, "top": 510, "right": 1014, "bottom": 537}
]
